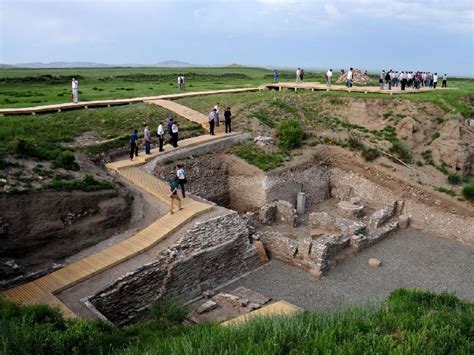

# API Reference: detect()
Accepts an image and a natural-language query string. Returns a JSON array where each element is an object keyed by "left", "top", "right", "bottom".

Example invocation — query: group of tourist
[
  {"left": 129, "top": 123, "right": 188, "bottom": 214},
  {"left": 129, "top": 119, "right": 180, "bottom": 160},
  {"left": 177, "top": 74, "right": 186, "bottom": 90},
  {"left": 378, "top": 70, "right": 447, "bottom": 91},
  {"left": 208, "top": 103, "right": 232, "bottom": 135}
]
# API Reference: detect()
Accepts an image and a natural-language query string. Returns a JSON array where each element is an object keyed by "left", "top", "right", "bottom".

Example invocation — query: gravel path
[{"left": 224, "top": 229, "right": 474, "bottom": 310}]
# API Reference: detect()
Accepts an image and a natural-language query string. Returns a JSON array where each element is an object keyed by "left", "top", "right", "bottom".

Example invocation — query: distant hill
[
  {"left": 0, "top": 64, "right": 18, "bottom": 69},
  {"left": 153, "top": 60, "right": 197, "bottom": 67}
]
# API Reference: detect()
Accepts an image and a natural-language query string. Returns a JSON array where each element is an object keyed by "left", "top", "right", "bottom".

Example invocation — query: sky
[{"left": 1, "top": 0, "right": 473, "bottom": 75}]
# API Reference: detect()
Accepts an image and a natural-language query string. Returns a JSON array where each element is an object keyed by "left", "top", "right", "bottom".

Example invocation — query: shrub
[
  {"left": 389, "top": 140, "right": 412, "bottom": 164},
  {"left": 462, "top": 183, "right": 474, "bottom": 201},
  {"left": 52, "top": 151, "right": 80, "bottom": 171},
  {"left": 447, "top": 174, "right": 462, "bottom": 185},
  {"left": 277, "top": 119, "right": 304, "bottom": 150},
  {"left": 434, "top": 186, "right": 456, "bottom": 196},
  {"left": 361, "top": 147, "right": 380, "bottom": 161},
  {"left": 431, "top": 131, "right": 440, "bottom": 140},
  {"left": 42, "top": 174, "right": 113, "bottom": 192},
  {"left": 346, "top": 134, "right": 364, "bottom": 151},
  {"left": 149, "top": 299, "right": 190, "bottom": 328},
  {"left": 235, "top": 142, "right": 285, "bottom": 171}
]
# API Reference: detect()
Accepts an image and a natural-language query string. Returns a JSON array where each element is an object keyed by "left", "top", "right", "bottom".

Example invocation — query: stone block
[
  {"left": 369, "top": 206, "right": 395, "bottom": 228},
  {"left": 350, "top": 234, "right": 368, "bottom": 251},
  {"left": 214, "top": 293, "right": 242, "bottom": 308},
  {"left": 230, "top": 287, "right": 271, "bottom": 305},
  {"left": 259, "top": 203, "right": 276, "bottom": 225},
  {"left": 368, "top": 258, "right": 381, "bottom": 267},
  {"left": 197, "top": 300, "right": 218, "bottom": 314},
  {"left": 253, "top": 240, "right": 269, "bottom": 263},
  {"left": 337, "top": 200, "right": 364, "bottom": 218},
  {"left": 399, "top": 215, "right": 410, "bottom": 229}
]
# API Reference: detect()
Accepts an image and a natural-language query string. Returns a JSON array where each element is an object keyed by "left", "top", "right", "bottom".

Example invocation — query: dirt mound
[{"left": 336, "top": 69, "right": 373, "bottom": 85}]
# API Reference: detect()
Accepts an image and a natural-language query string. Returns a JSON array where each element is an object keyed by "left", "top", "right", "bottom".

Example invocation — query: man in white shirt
[
  {"left": 433, "top": 73, "right": 438, "bottom": 89},
  {"left": 326, "top": 69, "right": 333, "bottom": 88},
  {"left": 176, "top": 164, "right": 186, "bottom": 198},
  {"left": 157, "top": 121, "right": 164, "bottom": 152},
  {"left": 296, "top": 68, "right": 301, "bottom": 83},
  {"left": 144, "top": 124, "right": 151, "bottom": 154},
  {"left": 177, "top": 75, "right": 181, "bottom": 90},
  {"left": 71, "top": 78, "right": 79, "bottom": 103},
  {"left": 171, "top": 121, "right": 179, "bottom": 147},
  {"left": 208, "top": 109, "right": 216, "bottom": 135},
  {"left": 214, "top": 103, "right": 220, "bottom": 126},
  {"left": 442, "top": 74, "right": 447, "bottom": 88},
  {"left": 346, "top": 68, "right": 353, "bottom": 88}
]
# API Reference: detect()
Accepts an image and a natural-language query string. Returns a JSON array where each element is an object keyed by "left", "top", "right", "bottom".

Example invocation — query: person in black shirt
[{"left": 224, "top": 107, "right": 232, "bottom": 133}]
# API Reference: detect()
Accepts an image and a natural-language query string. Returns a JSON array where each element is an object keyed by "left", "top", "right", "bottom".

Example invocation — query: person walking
[
  {"left": 157, "top": 121, "right": 165, "bottom": 152},
  {"left": 347, "top": 68, "right": 353, "bottom": 88},
  {"left": 169, "top": 177, "right": 182, "bottom": 214},
  {"left": 400, "top": 71, "right": 407, "bottom": 91},
  {"left": 71, "top": 77, "right": 79, "bottom": 103},
  {"left": 385, "top": 70, "right": 391, "bottom": 90},
  {"left": 214, "top": 103, "right": 220, "bottom": 126},
  {"left": 273, "top": 69, "right": 279, "bottom": 83},
  {"left": 442, "top": 74, "right": 447, "bottom": 88},
  {"left": 433, "top": 73, "right": 438, "bottom": 89},
  {"left": 177, "top": 75, "right": 182, "bottom": 90},
  {"left": 326, "top": 69, "right": 333, "bottom": 88},
  {"left": 296, "top": 68, "right": 301, "bottom": 83},
  {"left": 181, "top": 75, "right": 185, "bottom": 91},
  {"left": 224, "top": 107, "right": 232, "bottom": 133},
  {"left": 379, "top": 70, "right": 385, "bottom": 90},
  {"left": 176, "top": 164, "right": 187, "bottom": 198},
  {"left": 208, "top": 108, "right": 216, "bottom": 135},
  {"left": 144, "top": 124, "right": 151, "bottom": 154},
  {"left": 300, "top": 69, "right": 305, "bottom": 82},
  {"left": 129, "top": 129, "right": 138, "bottom": 160},
  {"left": 171, "top": 120, "right": 179, "bottom": 147}
]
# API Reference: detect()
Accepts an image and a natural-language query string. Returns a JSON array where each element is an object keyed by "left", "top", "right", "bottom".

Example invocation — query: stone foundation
[{"left": 88, "top": 212, "right": 262, "bottom": 324}]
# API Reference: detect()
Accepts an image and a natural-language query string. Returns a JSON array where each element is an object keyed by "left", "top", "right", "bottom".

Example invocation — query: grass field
[{"left": 1, "top": 288, "right": 472, "bottom": 354}]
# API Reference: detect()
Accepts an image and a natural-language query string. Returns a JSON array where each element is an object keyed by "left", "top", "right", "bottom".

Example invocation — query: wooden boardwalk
[
  {"left": 145, "top": 99, "right": 209, "bottom": 130},
  {"left": 264, "top": 82, "right": 439, "bottom": 95},
  {"left": 2, "top": 117, "right": 238, "bottom": 317},
  {"left": 222, "top": 300, "right": 301, "bottom": 326},
  {"left": 0, "top": 87, "right": 259, "bottom": 115}
]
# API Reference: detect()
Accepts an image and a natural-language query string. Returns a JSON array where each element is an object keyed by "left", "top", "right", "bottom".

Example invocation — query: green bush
[
  {"left": 149, "top": 299, "right": 190, "bottom": 328},
  {"left": 234, "top": 142, "right": 285, "bottom": 171},
  {"left": 447, "top": 174, "right": 462, "bottom": 185},
  {"left": 15, "top": 139, "right": 59, "bottom": 160},
  {"left": 1, "top": 289, "right": 472, "bottom": 354},
  {"left": 434, "top": 186, "right": 456, "bottom": 196},
  {"left": 361, "top": 147, "right": 380, "bottom": 161},
  {"left": 52, "top": 151, "right": 80, "bottom": 171},
  {"left": 462, "top": 183, "right": 474, "bottom": 201},
  {"left": 277, "top": 119, "right": 304, "bottom": 150},
  {"left": 42, "top": 174, "right": 113, "bottom": 192},
  {"left": 389, "top": 139, "right": 412, "bottom": 164}
]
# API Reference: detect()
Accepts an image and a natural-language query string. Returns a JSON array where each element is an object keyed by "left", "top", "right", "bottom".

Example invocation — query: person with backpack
[
  {"left": 169, "top": 177, "right": 182, "bottom": 214},
  {"left": 176, "top": 164, "right": 187, "bottom": 198},
  {"left": 129, "top": 129, "right": 138, "bottom": 160}
]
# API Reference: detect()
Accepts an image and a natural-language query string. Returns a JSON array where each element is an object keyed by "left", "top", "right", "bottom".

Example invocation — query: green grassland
[
  {"left": 1, "top": 288, "right": 472, "bottom": 354},
  {"left": 0, "top": 66, "right": 326, "bottom": 108}
]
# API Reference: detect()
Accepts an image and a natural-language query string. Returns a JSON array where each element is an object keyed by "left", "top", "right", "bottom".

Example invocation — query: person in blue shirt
[
  {"left": 130, "top": 129, "right": 138, "bottom": 160},
  {"left": 273, "top": 69, "right": 279, "bottom": 83}
]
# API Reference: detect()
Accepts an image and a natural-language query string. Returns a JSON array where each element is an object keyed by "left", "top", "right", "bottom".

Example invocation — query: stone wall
[
  {"left": 330, "top": 167, "right": 474, "bottom": 244},
  {"left": 88, "top": 212, "right": 262, "bottom": 324},
  {"left": 154, "top": 154, "right": 230, "bottom": 206},
  {"left": 265, "top": 163, "right": 331, "bottom": 208}
]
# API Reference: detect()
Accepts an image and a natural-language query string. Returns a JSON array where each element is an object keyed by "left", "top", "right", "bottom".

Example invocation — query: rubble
[{"left": 336, "top": 68, "right": 373, "bottom": 85}]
